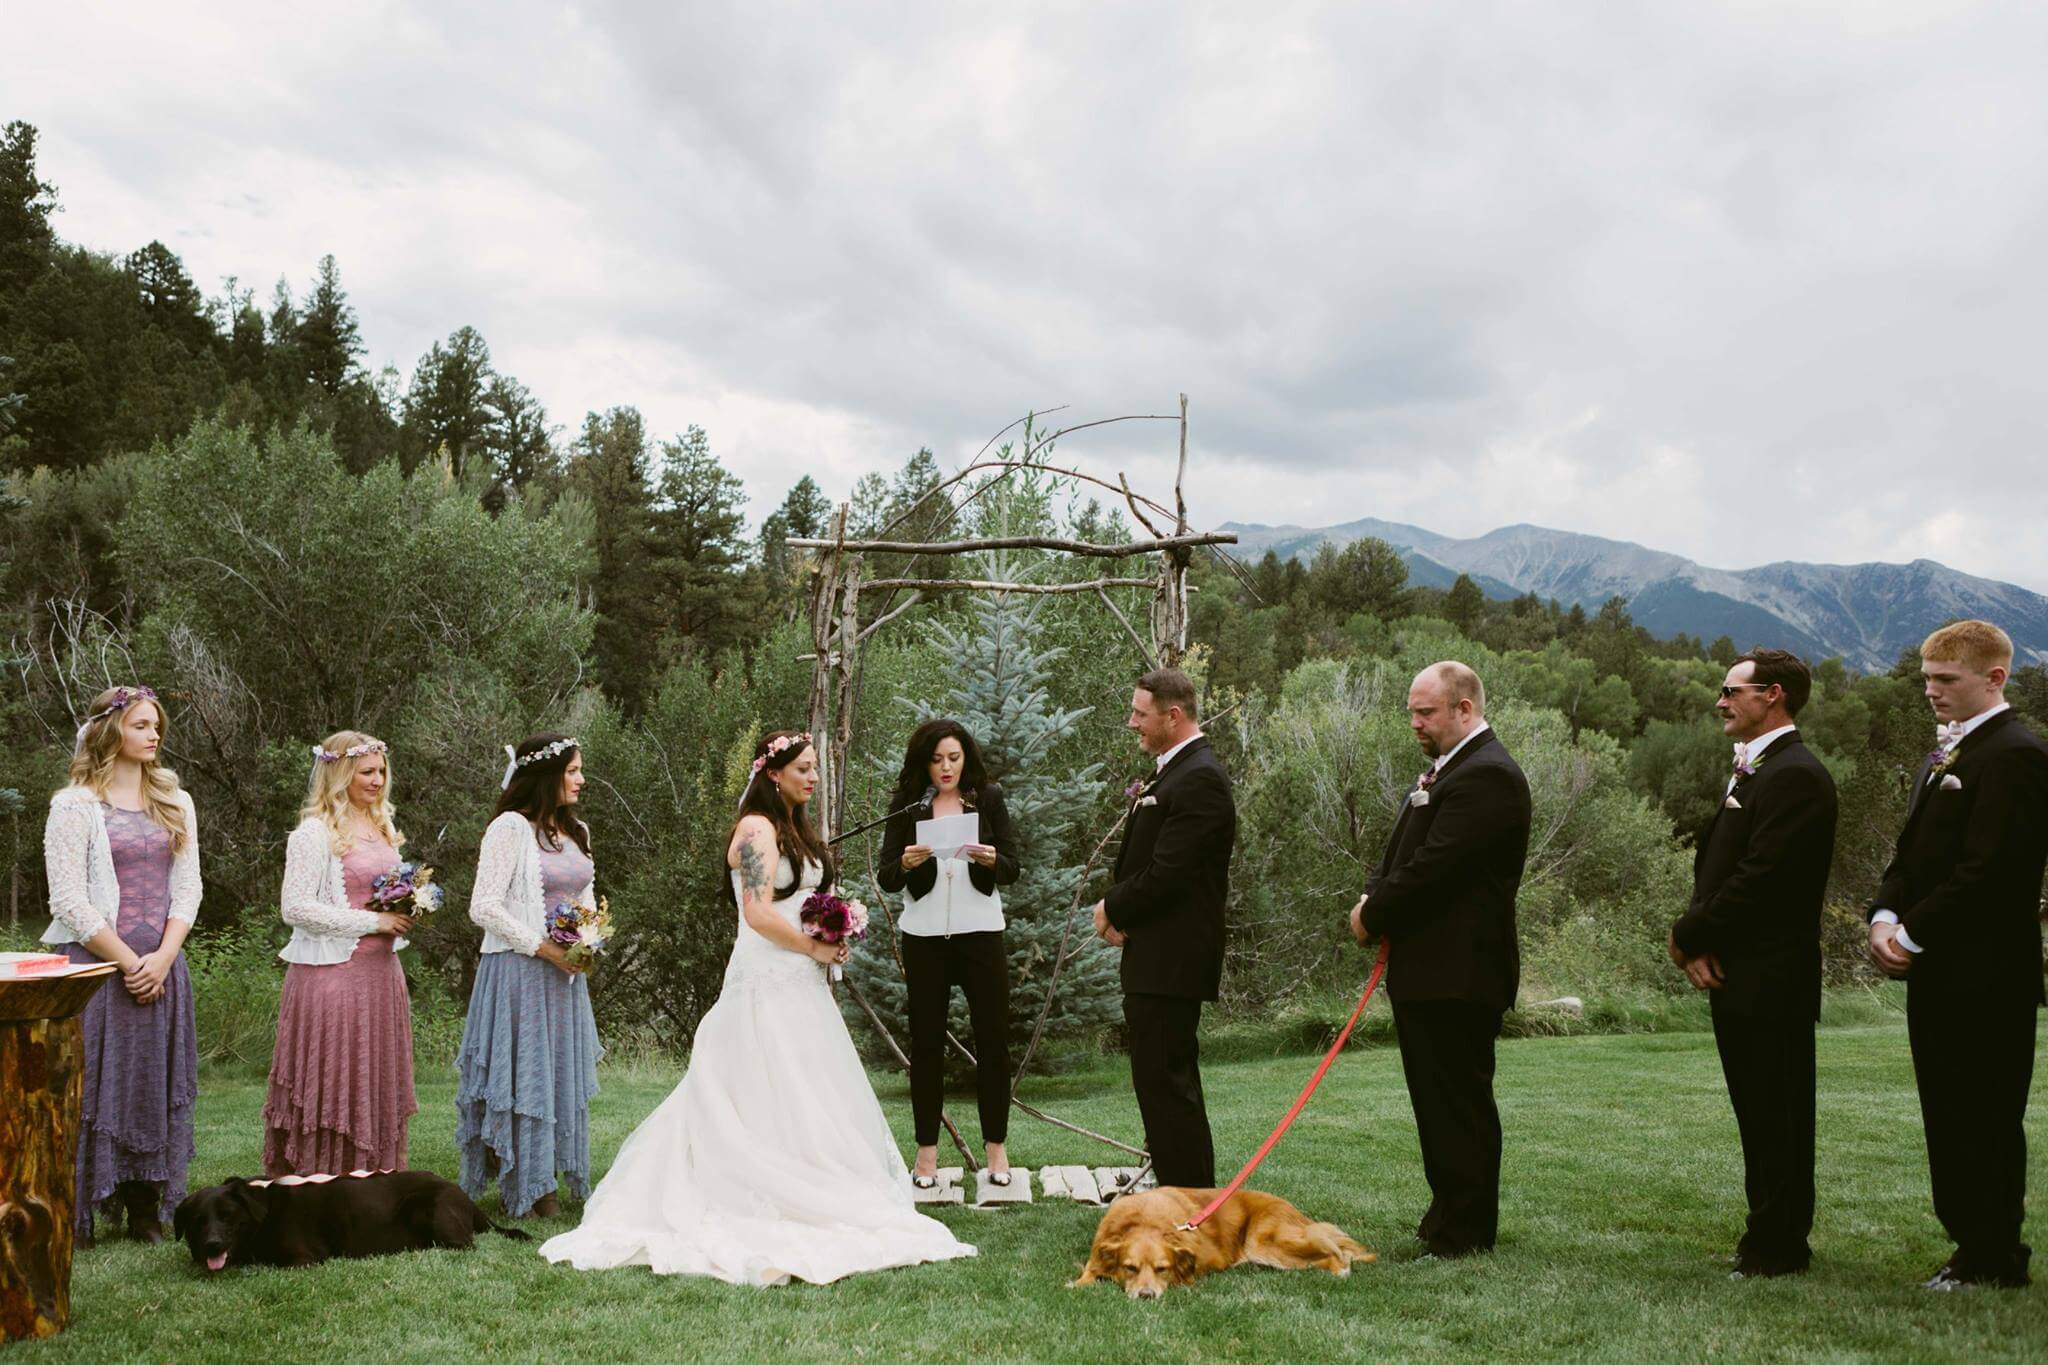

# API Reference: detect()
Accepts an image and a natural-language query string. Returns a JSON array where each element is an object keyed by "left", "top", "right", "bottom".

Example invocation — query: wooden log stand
[{"left": 0, "top": 966, "right": 117, "bottom": 1341}]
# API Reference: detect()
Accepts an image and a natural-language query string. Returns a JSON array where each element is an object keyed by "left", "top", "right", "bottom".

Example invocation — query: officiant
[{"left": 876, "top": 720, "right": 1021, "bottom": 1189}]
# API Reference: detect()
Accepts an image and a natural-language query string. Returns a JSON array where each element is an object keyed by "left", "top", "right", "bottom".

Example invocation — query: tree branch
[{"left": 786, "top": 531, "right": 1235, "bottom": 557}]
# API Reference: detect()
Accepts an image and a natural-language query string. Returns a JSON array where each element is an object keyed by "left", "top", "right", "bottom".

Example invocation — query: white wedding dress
[{"left": 539, "top": 856, "right": 975, "bottom": 1286}]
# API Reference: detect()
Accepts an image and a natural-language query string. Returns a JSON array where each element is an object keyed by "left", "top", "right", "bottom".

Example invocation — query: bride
[{"left": 540, "top": 729, "right": 974, "bottom": 1286}]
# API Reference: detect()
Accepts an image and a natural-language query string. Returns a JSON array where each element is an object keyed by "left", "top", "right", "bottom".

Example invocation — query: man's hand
[
  {"left": 1666, "top": 929, "right": 1687, "bottom": 969},
  {"left": 1348, "top": 895, "right": 1372, "bottom": 946},
  {"left": 1092, "top": 901, "right": 1126, "bottom": 948},
  {"left": 1868, "top": 920, "right": 1912, "bottom": 978},
  {"left": 1684, "top": 952, "right": 1725, "bottom": 991}
]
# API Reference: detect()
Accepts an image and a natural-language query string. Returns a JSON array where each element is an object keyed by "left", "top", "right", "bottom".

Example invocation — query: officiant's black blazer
[
  {"left": 1105, "top": 737, "right": 1235, "bottom": 1001},
  {"left": 1671, "top": 730, "right": 1837, "bottom": 1019},
  {"left": 1869, "top": 708, "right": 2048, "bottom": 1008},
  {"left": 1362, "top": 728, "right": 1530, "bottom": 1012},
  {"left": 876, "top": 781, "right": 1021, "bottom": 901}
]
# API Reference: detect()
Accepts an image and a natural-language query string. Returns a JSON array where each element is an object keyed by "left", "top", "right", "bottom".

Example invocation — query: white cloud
[{"left": 11, "top": 1, "right": 2047, "bottom": 587}]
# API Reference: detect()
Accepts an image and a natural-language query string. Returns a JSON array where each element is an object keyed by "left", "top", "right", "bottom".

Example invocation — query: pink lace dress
[{"left": 262, "top": 836, "right": 418, "bottom": 1175}]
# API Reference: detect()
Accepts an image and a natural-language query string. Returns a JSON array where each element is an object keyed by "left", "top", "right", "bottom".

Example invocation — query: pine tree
[{"left": 848, "top": 547, "right": 1118, "bottom": 1069}]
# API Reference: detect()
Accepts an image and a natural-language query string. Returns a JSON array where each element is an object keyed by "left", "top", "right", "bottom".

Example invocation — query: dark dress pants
[
  {"left": 1711, "top": 1002, "right": 1816, "bottom": 1269},
  {"left": 903, "top": 929, "right": 1011, "bottom": 1147},
  {"left": 1392, "top": 998, "right": 1504, "bottom": 1253},
  {"left": 1907, "top": 983, "right": 2038, "bottom": 1279},
  {"left": 1124, "top": 993, "right": 1215, "bottom": 1187}
]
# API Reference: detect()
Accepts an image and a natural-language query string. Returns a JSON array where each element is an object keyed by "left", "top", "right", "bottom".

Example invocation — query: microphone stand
[{"left": 828, "top": 794, "right": 931, "bottom": 846}]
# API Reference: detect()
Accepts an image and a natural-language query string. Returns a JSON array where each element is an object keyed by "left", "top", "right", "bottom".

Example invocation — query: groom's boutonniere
[{"left": 1124, "top": 776, "right": 1158, "bottom": 809}]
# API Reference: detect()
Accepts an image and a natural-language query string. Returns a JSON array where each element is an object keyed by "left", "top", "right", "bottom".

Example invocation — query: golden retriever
[{"left": 1070, "top": 1186, "right": 1374, "bottom": 1299}]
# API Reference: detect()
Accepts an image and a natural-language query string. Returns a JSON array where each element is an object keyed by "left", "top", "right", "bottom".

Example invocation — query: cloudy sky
[{"left": 14, "top": 2, "right": 2048, "bottom": 588}]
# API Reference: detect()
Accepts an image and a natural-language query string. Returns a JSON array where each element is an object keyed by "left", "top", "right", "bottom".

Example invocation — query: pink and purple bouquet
[
  {"left": 800, "top": 891, "right": 868, "bottom": 981},
  {"left": 369, "top": 861, "right": 442, "bottom": 918},
  {"left": 546, "top": 896, "right": 613, "bottom": 970}
]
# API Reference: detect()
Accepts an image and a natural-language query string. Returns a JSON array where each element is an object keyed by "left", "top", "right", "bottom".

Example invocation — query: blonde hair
[
  {"left": 1921, "top": 620, "right": 2013, "bottom": 676},
  {"left": 301, "top": 730, "right": 405, "bottom": 855},
  {"left": 67, "top": 687, "right": 189, "bottom": 853}
]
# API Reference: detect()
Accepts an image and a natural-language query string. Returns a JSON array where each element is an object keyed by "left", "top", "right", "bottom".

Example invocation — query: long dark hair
[
  {"left": 728, "top": 730, "right": 833, "bottom": 901},
  {"left": 889, "top": 718, "right": 991, "bottom": 812},
  {"left": 496, "top": 732, "right": 590, "bottom": 856}
]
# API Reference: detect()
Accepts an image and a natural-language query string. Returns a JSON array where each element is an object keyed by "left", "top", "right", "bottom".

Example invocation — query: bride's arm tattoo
[{"left": 739, "top": 839, "right": 771, "bottom": 900}]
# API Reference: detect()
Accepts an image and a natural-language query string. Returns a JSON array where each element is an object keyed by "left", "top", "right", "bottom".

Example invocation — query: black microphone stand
[{"left": 828, "top": 790, "right": 934, "bottom": 846}]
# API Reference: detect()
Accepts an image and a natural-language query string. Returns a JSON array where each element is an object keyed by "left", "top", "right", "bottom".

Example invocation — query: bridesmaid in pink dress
[{"left": 262, "top": 732, "right": 419, "bottom": 1176}]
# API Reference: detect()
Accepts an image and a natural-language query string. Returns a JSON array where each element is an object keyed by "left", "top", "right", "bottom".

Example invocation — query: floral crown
[
  {"left": 86, "top": 686, "right": 159, "bottom": 726},
  {"left": 314, "top": 738, "right": 389, "bottom": 764},
  {"left": 501, "top": 736, "right": 580, "bottom": 790},
  {"left": 750, "top": 731, "right": 812, "bottom": 775}
]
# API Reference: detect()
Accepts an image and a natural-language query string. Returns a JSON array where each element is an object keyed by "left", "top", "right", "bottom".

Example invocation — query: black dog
[{"left": 173, "top": 1171, "right": 530, "bottom": 1272}]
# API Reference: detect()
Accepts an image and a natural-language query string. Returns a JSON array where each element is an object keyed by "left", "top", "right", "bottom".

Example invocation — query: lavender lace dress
[
  {"left": 455, "top": 832, "right": 603, "bottom": 1216},
  {"left": 262, "top": 836, "right": 418, "bottom": 1175},
  {"left": 63, "top": 805, "right": 198, "bottom": 1237}
]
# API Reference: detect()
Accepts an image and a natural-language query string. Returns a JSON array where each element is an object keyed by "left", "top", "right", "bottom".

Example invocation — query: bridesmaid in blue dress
[{"left": 455, "top": 734, "right": 603, "bottom": 1218}]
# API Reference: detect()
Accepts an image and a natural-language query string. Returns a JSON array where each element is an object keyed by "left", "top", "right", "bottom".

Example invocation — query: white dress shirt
[
  {"left": 1155, "top": 731, "right": 1205, "bottom": 771},
  {"left": 1873, "top": 702, "right": 2012, "bottom": 953},
  {"left": 1726, "top": 723, "right": 1798, "bottom": 794},
  {"left": 1433, "top": 721, "right": 1491, "bottom": 771}
]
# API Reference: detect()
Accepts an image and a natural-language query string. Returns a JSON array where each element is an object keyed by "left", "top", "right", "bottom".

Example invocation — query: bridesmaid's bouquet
[
  {"left": 369, "top": 862, "right": 443, "bottom": 918},
  {"left": 800, "top": 891, "right": 868, "bottom": 982},
  {"left": 546, "top": 896, "right": 613, "bottom": 971}
]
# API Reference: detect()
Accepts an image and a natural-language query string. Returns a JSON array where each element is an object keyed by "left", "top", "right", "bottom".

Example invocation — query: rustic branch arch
[{"left": 787, "top": 396, "right": 1239, "bottom": 1175}]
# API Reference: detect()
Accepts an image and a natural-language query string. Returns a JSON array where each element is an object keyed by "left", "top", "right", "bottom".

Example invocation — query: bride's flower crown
[
  {"left": 314, "top": 738, "right": 389, "bottom": 763},
  {"left": 87, "top": 686, "right": 159, "bottom": 726},
  {"left": 750, "top": 732, "right": 811, "bottom": 775}
]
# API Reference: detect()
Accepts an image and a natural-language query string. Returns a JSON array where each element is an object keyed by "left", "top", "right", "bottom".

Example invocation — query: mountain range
[{"left": 1220, "top": 518, "right": 2048, "bottom": 673}]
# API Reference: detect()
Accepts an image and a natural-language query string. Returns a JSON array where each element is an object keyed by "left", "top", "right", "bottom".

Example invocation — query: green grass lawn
[{"left": 28, "top": 1016, "right": 2048, "bottom": 1362}]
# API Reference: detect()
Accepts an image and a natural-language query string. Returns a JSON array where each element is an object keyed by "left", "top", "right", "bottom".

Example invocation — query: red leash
[{"left": 1178, "top": 941, "right": 1389, "bottom": 1231}]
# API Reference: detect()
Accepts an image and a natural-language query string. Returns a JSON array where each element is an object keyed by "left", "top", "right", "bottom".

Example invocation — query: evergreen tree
[
  {"left": 1444, "top": 572, "right": 1485, "bottom": 633},
  {"left": 567, "top": 406, "right": 662, "bottom": 708},
  {"left": 850, "top": 548, "right": 1117, "bottom": 1067},
  {"left": 0, "top": 121, "right": 57, "bottom": 303},
  {"left": 400, "top": 325, "right": 493, "bottom": 475},
  {"left": 650, "top": 424, "right": 752, "bottom": 652},
  {"left": 296, "top": 254, "right": 363, "bottom": 394}
]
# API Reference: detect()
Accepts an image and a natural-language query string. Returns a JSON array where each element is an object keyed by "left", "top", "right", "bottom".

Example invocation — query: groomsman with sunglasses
[
  {"left": 1669, "top": 648, "right": 1837, "bottom": 1279},
  {"left": 1868, "top": 620, "right": 2048, "bottom": 1291}
]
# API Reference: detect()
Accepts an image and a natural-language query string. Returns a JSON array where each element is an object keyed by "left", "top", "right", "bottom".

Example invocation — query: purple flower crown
[{"left": 86, "top": 686, "right": 158, "bottom": 726}]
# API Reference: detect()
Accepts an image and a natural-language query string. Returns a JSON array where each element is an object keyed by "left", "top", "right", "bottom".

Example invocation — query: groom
[{"left": 1093, "top": 667, "right": 1236, "bottom": 1188}]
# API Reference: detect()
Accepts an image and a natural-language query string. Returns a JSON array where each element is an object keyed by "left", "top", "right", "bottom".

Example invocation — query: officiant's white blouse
[{"left": 898, "top": 856, "right": 1005, "bottom": 937}]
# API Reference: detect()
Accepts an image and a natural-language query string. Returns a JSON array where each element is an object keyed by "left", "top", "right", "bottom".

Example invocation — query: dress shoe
[{"left": 529, "top": 1193, "right": 561, "bottom": 1218}]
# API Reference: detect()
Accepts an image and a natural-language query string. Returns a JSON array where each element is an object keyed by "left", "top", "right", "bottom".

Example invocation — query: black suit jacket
[
  {"left": 1105, "top": 737, "right": 1235, "bottom": 1001},
  {"left": 1672, "top": 730, "right": 1838, "bottom": 1019},
  {"left": 876, "top": 781, "right": 1021, "bottom": 900},
  {"left": 1362, "top": 728, "right": 1531, "bottom": 1011},
  {"left": 1869, "top": 708, "right": 2048, "bottom": 1008}
]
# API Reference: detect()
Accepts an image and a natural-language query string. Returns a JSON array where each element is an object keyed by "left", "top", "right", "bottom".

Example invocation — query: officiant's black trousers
[
  {"left": 1711, "top": 1004, "right": 1815, "bottom": 1267},
  {"left": 1125, "top": 993, "right": 1215, "bottom": 1187},
  {"left": 1908, "top": 985, "right": 2038, "bottom": 1275},
  {"left": 903, "top": 930, "right": 1011, "bottom": 1147},
  {"left": 1392, "top": 999, "right": 1503, "bottom": 1254}
]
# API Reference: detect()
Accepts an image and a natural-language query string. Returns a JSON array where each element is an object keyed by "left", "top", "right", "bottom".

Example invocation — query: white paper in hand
[{"left": 916, "top": 813, "right": 980, "bottom": 862}]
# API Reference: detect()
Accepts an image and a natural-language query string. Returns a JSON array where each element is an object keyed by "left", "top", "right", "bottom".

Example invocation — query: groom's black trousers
[
  {"left": 903, "top": 929, "right": 1011, "bottom": 1147},
  {"left": 1125, "top": 993, "right": 1215, "bottom": 1187},
  {"left": 1392, "top": 998, "right": 1503, "bottom": 1253}
]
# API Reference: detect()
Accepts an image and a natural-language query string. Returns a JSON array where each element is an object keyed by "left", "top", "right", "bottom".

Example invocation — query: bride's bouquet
[
  {"left": 800, "top": 891, "right": 868, "bottom": 982},
  {"left": 546, "top": 895, "right": 613, "bottom": 971},
  {"left": 369, "top": 861, "right": 442, "bottom": 919}
]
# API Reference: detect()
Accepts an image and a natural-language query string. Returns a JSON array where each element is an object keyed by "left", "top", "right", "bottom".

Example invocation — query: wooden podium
[{"left": 0, "top": 966, "right": 117, "bottom": 1341}]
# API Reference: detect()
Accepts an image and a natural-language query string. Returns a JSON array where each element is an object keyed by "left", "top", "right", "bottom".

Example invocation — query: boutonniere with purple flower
[
  {"left": 1124, "top": 775, "right": 1159, "bottom": 809},
  {"left": 1924, "top": 721, "right": 1967, "bottom": 784}
]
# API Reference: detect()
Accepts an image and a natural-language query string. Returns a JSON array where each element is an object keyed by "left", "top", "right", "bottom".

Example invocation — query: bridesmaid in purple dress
[
  {"left": 262, "top": 731, "right": 418, "bottom": 1176},
  {"left": 41, "top": 685, "right": 201, "bottom": 1245}
]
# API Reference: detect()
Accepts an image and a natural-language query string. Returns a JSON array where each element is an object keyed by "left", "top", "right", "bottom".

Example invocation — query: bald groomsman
[
  {"left": 1669, "top": 648, "right": 1837, "bottom": 1279},
  {"left": 1350, "top": 661, "right": 1530, "bottom": 1258},
  {"left": 1869, "top": 620, "right": 2048, "bottom": 1291}
]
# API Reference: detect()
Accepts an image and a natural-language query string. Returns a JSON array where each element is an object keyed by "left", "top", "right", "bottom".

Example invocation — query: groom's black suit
[
  {"left": 1869, "top": 706, "right": 2048, "bottom": 1283},
  {"left": 1362, "top": 726, "right": 1529, "bottom": 1254},
  {"left": 1671, "top": 729, "right": 1837, "bottom": 1272},
  {"left": 1105, "top": 735, "right": 1235, "bottom": 1188}
]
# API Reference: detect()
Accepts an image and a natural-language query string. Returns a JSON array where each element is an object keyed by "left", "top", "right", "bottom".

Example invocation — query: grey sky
[{"left": 14, "top": 2, "right": 2047, "bottom": 588}]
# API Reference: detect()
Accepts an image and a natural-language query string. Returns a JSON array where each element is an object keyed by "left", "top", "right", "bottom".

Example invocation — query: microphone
[{"left": 921, "top": 784, "right": 938, "bottom": 809}]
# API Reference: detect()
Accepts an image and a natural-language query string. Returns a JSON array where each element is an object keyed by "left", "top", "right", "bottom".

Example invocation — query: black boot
[{"left": 120, "top": 1182, "right": 164, "bottom": 1245}]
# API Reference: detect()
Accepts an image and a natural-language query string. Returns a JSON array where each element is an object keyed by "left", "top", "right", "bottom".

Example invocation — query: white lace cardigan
[
  {"left": 470, "top": 811, "right": 593, "bottom": 957},
  {"left": 278, "top": 817, "right": 410, "bottom": 965},
  {"left": 42, "top": 785, "right": 202, "bottom": 944}
]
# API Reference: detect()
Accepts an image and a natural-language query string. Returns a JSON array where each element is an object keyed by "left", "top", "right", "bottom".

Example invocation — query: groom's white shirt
[{"left": 1155, "top": 731, "right": 1204, "bottom": 771}]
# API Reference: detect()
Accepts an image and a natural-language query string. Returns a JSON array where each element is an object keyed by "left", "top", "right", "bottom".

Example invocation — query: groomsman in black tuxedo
[
  {"left": 1668, "top": 648, "right": 1837, "bottom": 1279},
  {"left": 1093, "top": 667, "right": 1236, "bottom": 1188},
  {"left": 1350, "top": 661, "right": 1530, "bottom": 1257},
  {"left": 1868, "top": 619, "right": 2048, "bottom": 1291}
]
